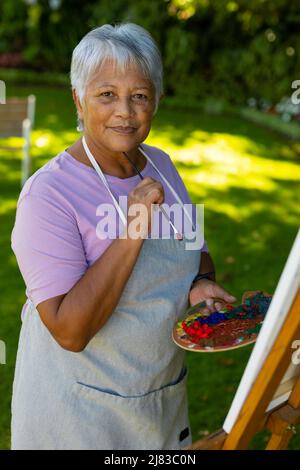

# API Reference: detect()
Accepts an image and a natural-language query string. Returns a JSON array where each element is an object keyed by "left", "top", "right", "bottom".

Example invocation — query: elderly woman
[{"left": 10, "top": 23, "right": 236, "bottom": 450}]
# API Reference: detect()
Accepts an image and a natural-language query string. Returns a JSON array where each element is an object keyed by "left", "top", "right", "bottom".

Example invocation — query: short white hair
[{"left": 70, "top": 23, "right": 164, "bottom": 131}]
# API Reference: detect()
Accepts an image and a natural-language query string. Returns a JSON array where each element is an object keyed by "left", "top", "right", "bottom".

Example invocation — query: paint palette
[{"left": 172, "top": 291, "right": 273, "bottom": 352}]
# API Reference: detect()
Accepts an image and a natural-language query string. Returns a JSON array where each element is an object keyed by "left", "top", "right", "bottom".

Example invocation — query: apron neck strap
[
  {"left": 82, "top": 136, "right": 127, "bottom": 226},
  {"left": 81, "top": 136, "right": 195, "bottom": 232}
]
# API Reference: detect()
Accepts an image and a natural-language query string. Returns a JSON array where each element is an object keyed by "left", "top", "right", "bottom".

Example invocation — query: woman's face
[{"left": 74, "top": 60, "right": 157, "bottom": 155}]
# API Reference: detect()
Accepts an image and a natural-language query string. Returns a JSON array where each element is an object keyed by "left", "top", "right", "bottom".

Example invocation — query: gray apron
[{"left": 11, "top": 143, "right": 201, "bottom": 450}]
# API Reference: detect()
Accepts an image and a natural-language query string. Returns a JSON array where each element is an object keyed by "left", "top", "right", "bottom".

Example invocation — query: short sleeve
[{"left": 11, "top": 193, "right": 88, "bottom": 307}]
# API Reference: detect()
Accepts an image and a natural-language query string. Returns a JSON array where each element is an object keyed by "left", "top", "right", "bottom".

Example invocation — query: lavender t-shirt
[{"left": 11, "top": 143, "right": 208, "bottom": 317}]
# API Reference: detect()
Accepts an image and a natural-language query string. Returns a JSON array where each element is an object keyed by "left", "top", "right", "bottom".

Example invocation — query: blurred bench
[{"left": 0, "top": 95, "right": 36, "bottom": 187}]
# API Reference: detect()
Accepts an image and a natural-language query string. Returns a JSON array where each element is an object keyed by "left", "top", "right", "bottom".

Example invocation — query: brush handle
[{"left": 123, "top": 151, "right": 183, "bottom": 239}]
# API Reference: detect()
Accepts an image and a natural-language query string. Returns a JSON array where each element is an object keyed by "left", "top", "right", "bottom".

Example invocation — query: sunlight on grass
[
  {"left": 0, "top": 198, "right": 17, "bottom": 215},
  {"left": 147, "top": 131, "right": 300, "bottom": 185},
  {"left": 30, "top": 129, "right": 79, "bottom": 160},
  {"left": 146, "top": 128, "right": 300, "bottom": 222},
  {"left": 35, "top": 134, "right": 51, "bottom": 148},
  {"left": 0, "top": 137, "right": 23, "bottom": 148}
]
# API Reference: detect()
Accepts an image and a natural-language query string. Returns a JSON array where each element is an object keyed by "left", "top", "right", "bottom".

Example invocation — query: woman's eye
[
  {"left": 100, "top": 91, "right": 114, "bottom": 97},
  {"left": 98, "top": 92, "right": 148, "bottom": 101},
  {"left": 133, "top": 94, "right": 148, "bottom": 101}
]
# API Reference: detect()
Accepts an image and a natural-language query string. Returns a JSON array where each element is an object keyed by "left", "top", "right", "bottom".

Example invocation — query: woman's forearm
[{"left": 198, "top": 252, "right": 216, "bottom": 281}]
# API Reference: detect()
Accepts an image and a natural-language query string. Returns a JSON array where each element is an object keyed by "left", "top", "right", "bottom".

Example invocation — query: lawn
[{"left": 0, "top": 85, "right": 299, "bottom": 450}]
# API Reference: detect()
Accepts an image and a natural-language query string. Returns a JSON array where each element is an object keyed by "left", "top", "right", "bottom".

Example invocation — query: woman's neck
[{"left": 66, "top": 137, "right": 147, "bottom": 179}]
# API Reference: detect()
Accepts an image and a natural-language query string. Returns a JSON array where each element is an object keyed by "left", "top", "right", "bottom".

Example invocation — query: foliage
[{"left": 0, "top": 0, "right": 299, "bottom": 104}]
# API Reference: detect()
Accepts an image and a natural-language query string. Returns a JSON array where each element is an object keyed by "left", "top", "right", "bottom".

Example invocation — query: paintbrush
[{"left": 123, "top": 151, "right": 183, "bottom": 240}]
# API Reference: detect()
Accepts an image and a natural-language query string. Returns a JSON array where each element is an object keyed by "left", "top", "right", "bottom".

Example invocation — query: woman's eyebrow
[
  {"left": 95, "top": 83, "right": 151, "bottom": 90},
  {"left": 95, "top": 83, "right": 117, "bottom": 88}
]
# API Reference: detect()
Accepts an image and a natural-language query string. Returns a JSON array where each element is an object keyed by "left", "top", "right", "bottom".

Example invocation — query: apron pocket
[{"left": 69, "top": 366, "right": 190, "bottom": 450}]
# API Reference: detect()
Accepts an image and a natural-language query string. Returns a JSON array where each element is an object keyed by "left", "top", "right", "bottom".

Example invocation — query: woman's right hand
[{"left": 127, "top": 177, "right": 165, "bottom": 238}]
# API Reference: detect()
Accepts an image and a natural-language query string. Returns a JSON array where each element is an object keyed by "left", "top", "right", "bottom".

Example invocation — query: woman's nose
[{"left": 114, "top": 96, "right": 134, "bottom": 118}]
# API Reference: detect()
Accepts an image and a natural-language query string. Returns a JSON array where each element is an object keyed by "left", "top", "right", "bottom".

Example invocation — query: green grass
[{"left": 0, "top": 85, "right": 300, "bottom": 450}]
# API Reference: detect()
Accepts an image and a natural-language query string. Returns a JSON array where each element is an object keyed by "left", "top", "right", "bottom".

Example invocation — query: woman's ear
[{"left": 72, "top": 89, "right": 84, "bottom": 121}]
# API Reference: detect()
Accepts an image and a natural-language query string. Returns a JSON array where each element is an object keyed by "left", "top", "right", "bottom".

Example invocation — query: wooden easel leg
[
  {"left": 186, "top": 429, "right": 227, "bottom": 450},
  {"left": 265, "top": 427, "right": 295, "bottom": 450},
  {"left": 265, "top": 404, "right": 300, "bottom": 450}
]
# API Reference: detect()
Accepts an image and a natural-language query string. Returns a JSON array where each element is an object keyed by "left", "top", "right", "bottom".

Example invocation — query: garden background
[{"left": 0, "top": 0, "right": 299, "bottom": 450}]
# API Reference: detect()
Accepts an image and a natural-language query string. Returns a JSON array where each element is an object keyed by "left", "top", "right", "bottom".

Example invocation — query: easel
[{"left": 187, "top": 231, "right": 300, "bottom": 450}]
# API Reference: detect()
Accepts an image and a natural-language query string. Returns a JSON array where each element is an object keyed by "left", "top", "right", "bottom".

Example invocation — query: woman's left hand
[{"left": 189, "top": 279, "right": 237, "bottom": 313}]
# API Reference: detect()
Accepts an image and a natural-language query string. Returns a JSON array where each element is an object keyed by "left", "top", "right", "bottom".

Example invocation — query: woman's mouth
[{"left": 110, "top": 126, "right": 136, "bottom": 135}]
